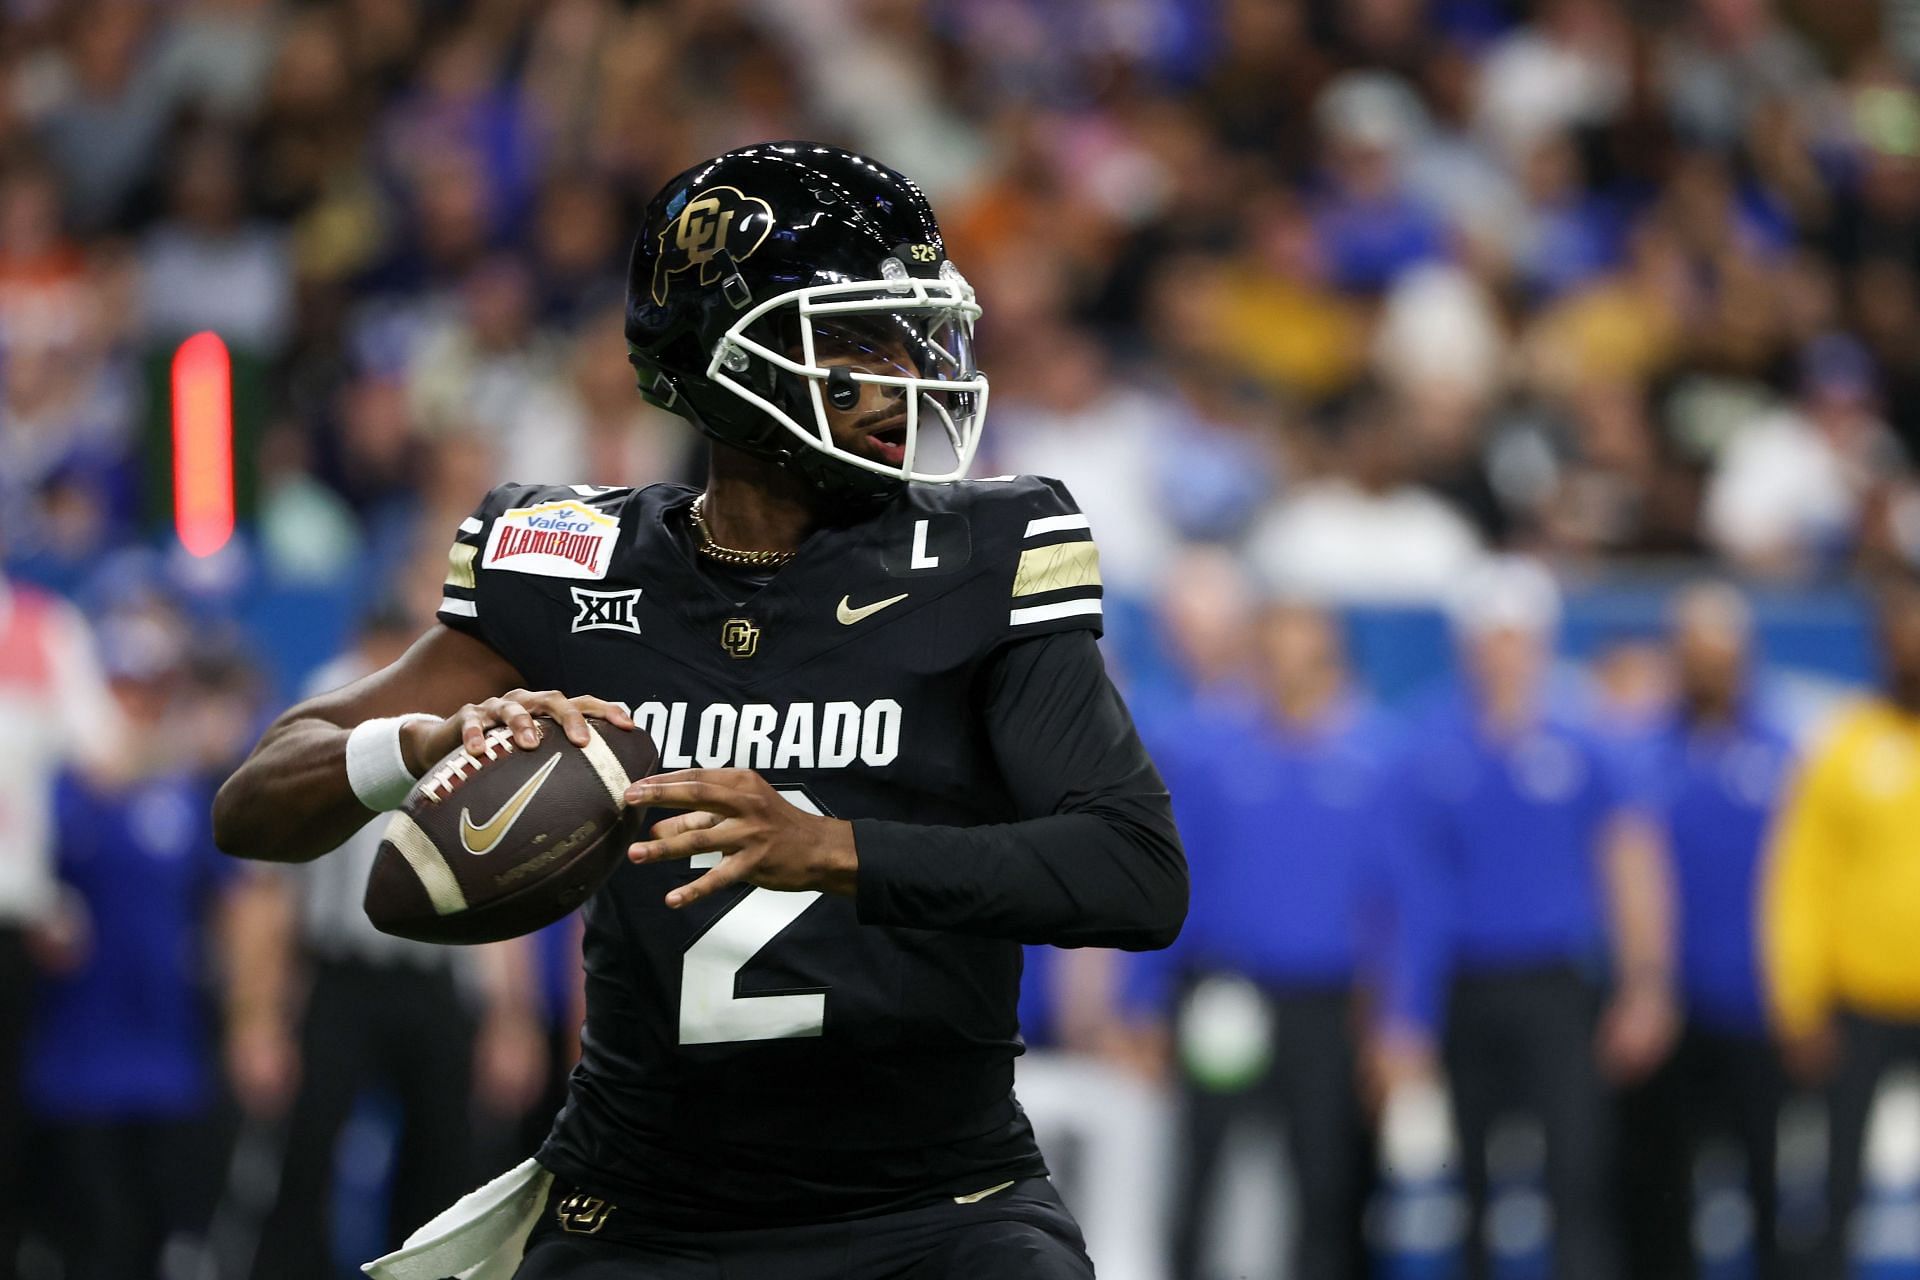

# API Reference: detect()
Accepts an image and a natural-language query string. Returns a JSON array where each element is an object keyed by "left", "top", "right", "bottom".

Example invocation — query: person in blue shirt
[
  {"left": 1158, "top": 599, "right": 1404, "bottom": 1280},
  {"left": 1391, "top": 558, "right": 1678, "bottom": 1280},
  {"left": 22, "top": 615, "right": 254, "bottom": 1280},
  {"left": 1309, "top": 76, "right": 1450, "bottom": 294},
  {"left": 1616, "top": 584, "right": 1800, "bottom": 1280}
]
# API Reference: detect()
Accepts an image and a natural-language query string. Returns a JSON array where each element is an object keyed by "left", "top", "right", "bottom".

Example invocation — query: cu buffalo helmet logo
[{"left": 651, "top": 185, "right": 774, "bottom": 305}]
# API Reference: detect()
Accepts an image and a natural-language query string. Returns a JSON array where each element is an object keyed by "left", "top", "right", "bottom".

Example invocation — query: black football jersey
[{"left": 436, "top": 476, "right": 1181, "bottom": 1230}]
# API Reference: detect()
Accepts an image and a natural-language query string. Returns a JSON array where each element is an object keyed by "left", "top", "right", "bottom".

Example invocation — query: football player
[{"left": 213, "top": 142, "right": 1187, "bottom": 1280}]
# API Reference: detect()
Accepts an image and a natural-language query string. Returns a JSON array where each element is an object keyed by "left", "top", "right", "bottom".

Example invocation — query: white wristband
[{"left": 346, "top": 714, "right": 441, "bottom": 812}]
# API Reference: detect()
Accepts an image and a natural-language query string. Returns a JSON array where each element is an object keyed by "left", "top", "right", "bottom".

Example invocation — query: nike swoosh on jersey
[
  {"left": 459, "top": 753, "right": 563, "bottom": 855},
  {"left": 835, "top": 592, "right": 909, "bottom": 625},
  {"left": 952, "top": 1180, "right": 1016, "bottom": 1204}
]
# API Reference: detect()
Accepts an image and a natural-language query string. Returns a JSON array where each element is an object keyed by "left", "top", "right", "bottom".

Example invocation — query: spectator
[
  {"left": 526, "top": 172, "right": 624, "bottom": 327},
  {"left": 1472, "top": 0, "right": 1629, "bottom": 156},
  {"left": 1248, "top": 388, "right": 1485, "bottom": 606},
  {"left": 0, "top": 343, "right": 138, "bottom": 588},
  {"left": 1209, "top": 190, "right": 1368, "bottom": 401},
  {"left": 1119, "top": 545, "right": 1255, "bottom": 744},
  {"left": 1618, "top": 583, "right": 1801, "bottom": 1280},
  {"left": 1392, "top": 557, "right": 1678, "bottom": 1280},
  {"left": 0, "top": 155, "right": 90, "bottom": 359},
  {"left": 139, "top": 125, "right": 295, "bottom": 356},
  {"left": 1309, "top": 73, "right": 1449, "bottom": 294},
  {"left": 1161, "top": 601, "right": 1400, "bottom": 1280},
  {"left": 1658, "top": 0, "right": 1824, "bottom": 150},
  {"left": 987, "top": 327, "right": 1183, "bottom": 595},
  {"left": 0, "top": 569, "right": 117, "bottom": 1278},
  {"left": 1704, "top": 334, "right": 1906, "bottom": 576},
  {"left": 33, "top": 0, "right": 171, "bottom": 231},
  {"left": 147, "top": 0, "right": 281, "bottom": 122},
  {"left": 1764, "top": 571, "right": 1920, "bottom": 1280},
  {"left": 405, "top": 254, "right": 570, "bottom": 480},
  {"left": 1508, "top": 130, "right": 1628, "bottom": 302},
  {"left": 505, "top": 308, "right": 698, "bottom": 491},
  {"left": 21, "top": 610, "right": 254, "bottom": 1280}
]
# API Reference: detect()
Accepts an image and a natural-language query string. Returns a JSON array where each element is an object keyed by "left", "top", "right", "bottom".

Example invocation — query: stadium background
[{"left": 4, "top": 0, "right": 1920, "bottom": 1277}]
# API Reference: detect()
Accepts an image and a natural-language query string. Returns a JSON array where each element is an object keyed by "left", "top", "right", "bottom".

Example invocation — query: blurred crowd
[
  {"left": 5, "top": 0, "right": 1920, "bottom": 606},
  {"left": 5, "top": 0, "right": 1920, "bottom": 1277}
]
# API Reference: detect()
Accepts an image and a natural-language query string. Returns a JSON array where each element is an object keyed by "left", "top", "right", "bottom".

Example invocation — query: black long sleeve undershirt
[{"left": 851, "top": 629, "right": 1188, "bottom": 950}]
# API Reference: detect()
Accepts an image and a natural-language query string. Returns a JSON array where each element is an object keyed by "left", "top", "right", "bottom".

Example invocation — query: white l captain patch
[{"left": 481, "top": 501, "right": 619, "bottom": 580}]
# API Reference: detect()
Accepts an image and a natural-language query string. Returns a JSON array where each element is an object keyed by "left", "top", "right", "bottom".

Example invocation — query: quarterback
[{"left": 214, "top": 142, "right": 1187, "bottom": 1279}]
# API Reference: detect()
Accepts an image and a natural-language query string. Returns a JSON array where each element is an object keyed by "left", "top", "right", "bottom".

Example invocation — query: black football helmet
[{"left": 625, "top": 142, "right": 986, "bottom": 499}]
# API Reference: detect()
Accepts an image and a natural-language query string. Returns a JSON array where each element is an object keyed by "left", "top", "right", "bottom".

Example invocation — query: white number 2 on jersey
[{"left": 677, "top": 789, "right": 829, "bottom": 1045}]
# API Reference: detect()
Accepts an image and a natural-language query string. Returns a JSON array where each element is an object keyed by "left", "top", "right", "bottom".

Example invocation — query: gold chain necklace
[{"left": 689, "top": 494, "right": 797, "bottom": 569}]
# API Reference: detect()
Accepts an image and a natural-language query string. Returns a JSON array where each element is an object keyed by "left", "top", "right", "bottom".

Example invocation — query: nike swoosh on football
[
  {"left": 836, "top": 592, "right": 909, "bottom": 625},
  {"left": 459, "top": 753, "right": 563, "bottom": 856}
]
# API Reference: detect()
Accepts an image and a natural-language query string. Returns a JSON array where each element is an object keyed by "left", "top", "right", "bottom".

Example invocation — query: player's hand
[
  {"left": 400, "top": 690, "right": 635, "bottom": 773},
  {"left": 1596, "top": 982, "right": 1680, "bottom": 1084},
  {"left": 624, "top": 769, "right": 859, "bottom": 907}
]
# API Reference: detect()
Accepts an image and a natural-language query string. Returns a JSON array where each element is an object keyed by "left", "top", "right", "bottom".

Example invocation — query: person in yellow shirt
[{"left": 1763, "top": 576, "right": 1920, "bottom": 1280}]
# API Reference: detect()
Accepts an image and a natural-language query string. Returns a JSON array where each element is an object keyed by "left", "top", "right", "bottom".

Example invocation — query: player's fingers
[
  {"left": 666, "top": 856, "right": 746, "bottom": 909},
  {"left": 490, "top": 698, "right": 538, "bottom": 749},
  {"left": 458, "top": 706, "right": 490, "bottom": 756},
  {"left": 635, "top": 768, "right": 760, "bottom": 791},
  {"left": 622, "top": 778, "right": 749, "bottom": 813},
  {"left": 529, "top": 693, "right": 591, "bottom": 747},
  {"left": 571, "top": 696, "right": 633, "bottom": 730},
  {"left": 647, "top": 809, "right": 722, "bottom": 841},
  {"left": 628, "top": 823, "right": 740, "bottom": 864}
]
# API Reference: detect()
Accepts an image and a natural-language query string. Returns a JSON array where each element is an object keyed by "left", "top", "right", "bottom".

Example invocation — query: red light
[{"left": 171, "top": 331, "right": 235, "bottom": 558}]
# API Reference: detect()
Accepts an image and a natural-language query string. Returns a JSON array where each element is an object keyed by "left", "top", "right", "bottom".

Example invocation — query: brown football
[{"left": 363, "top": 715, "right": 659, "bottom": 944}]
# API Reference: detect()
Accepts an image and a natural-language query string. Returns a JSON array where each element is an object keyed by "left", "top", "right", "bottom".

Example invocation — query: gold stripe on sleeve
[
  {"left": 1012, "top": 540, "right": 1101, "bottom": 597},
  {"left": 446, "top": 542, "right": 478, "bottom": 590}
]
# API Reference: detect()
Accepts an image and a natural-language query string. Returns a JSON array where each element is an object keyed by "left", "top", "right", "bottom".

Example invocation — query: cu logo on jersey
[
  {"left": 570, "top": 586, "right": 642, "bottom": 636},
  {"left": 556, "top": 1192, "right": 614, "bottom": 1235},
  {"left": 651, "top": 185, "right": 774, "bottom": 304},
  {"left": 720, "top": 617, "right": 760, "bottom": 659}
]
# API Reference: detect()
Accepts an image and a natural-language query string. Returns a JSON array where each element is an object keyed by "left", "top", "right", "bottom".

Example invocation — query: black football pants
[
  {"left": 1445, "top": 965, "right": 1619, "bottom": 1280},
  {"left": 513, "top": 1176, "right": 1095, "bottom": 1279}
]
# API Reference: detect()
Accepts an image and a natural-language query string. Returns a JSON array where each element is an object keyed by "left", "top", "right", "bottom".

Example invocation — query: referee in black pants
[{"left": 234, "top": 610, "right": 545, "bottom": 1279}]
